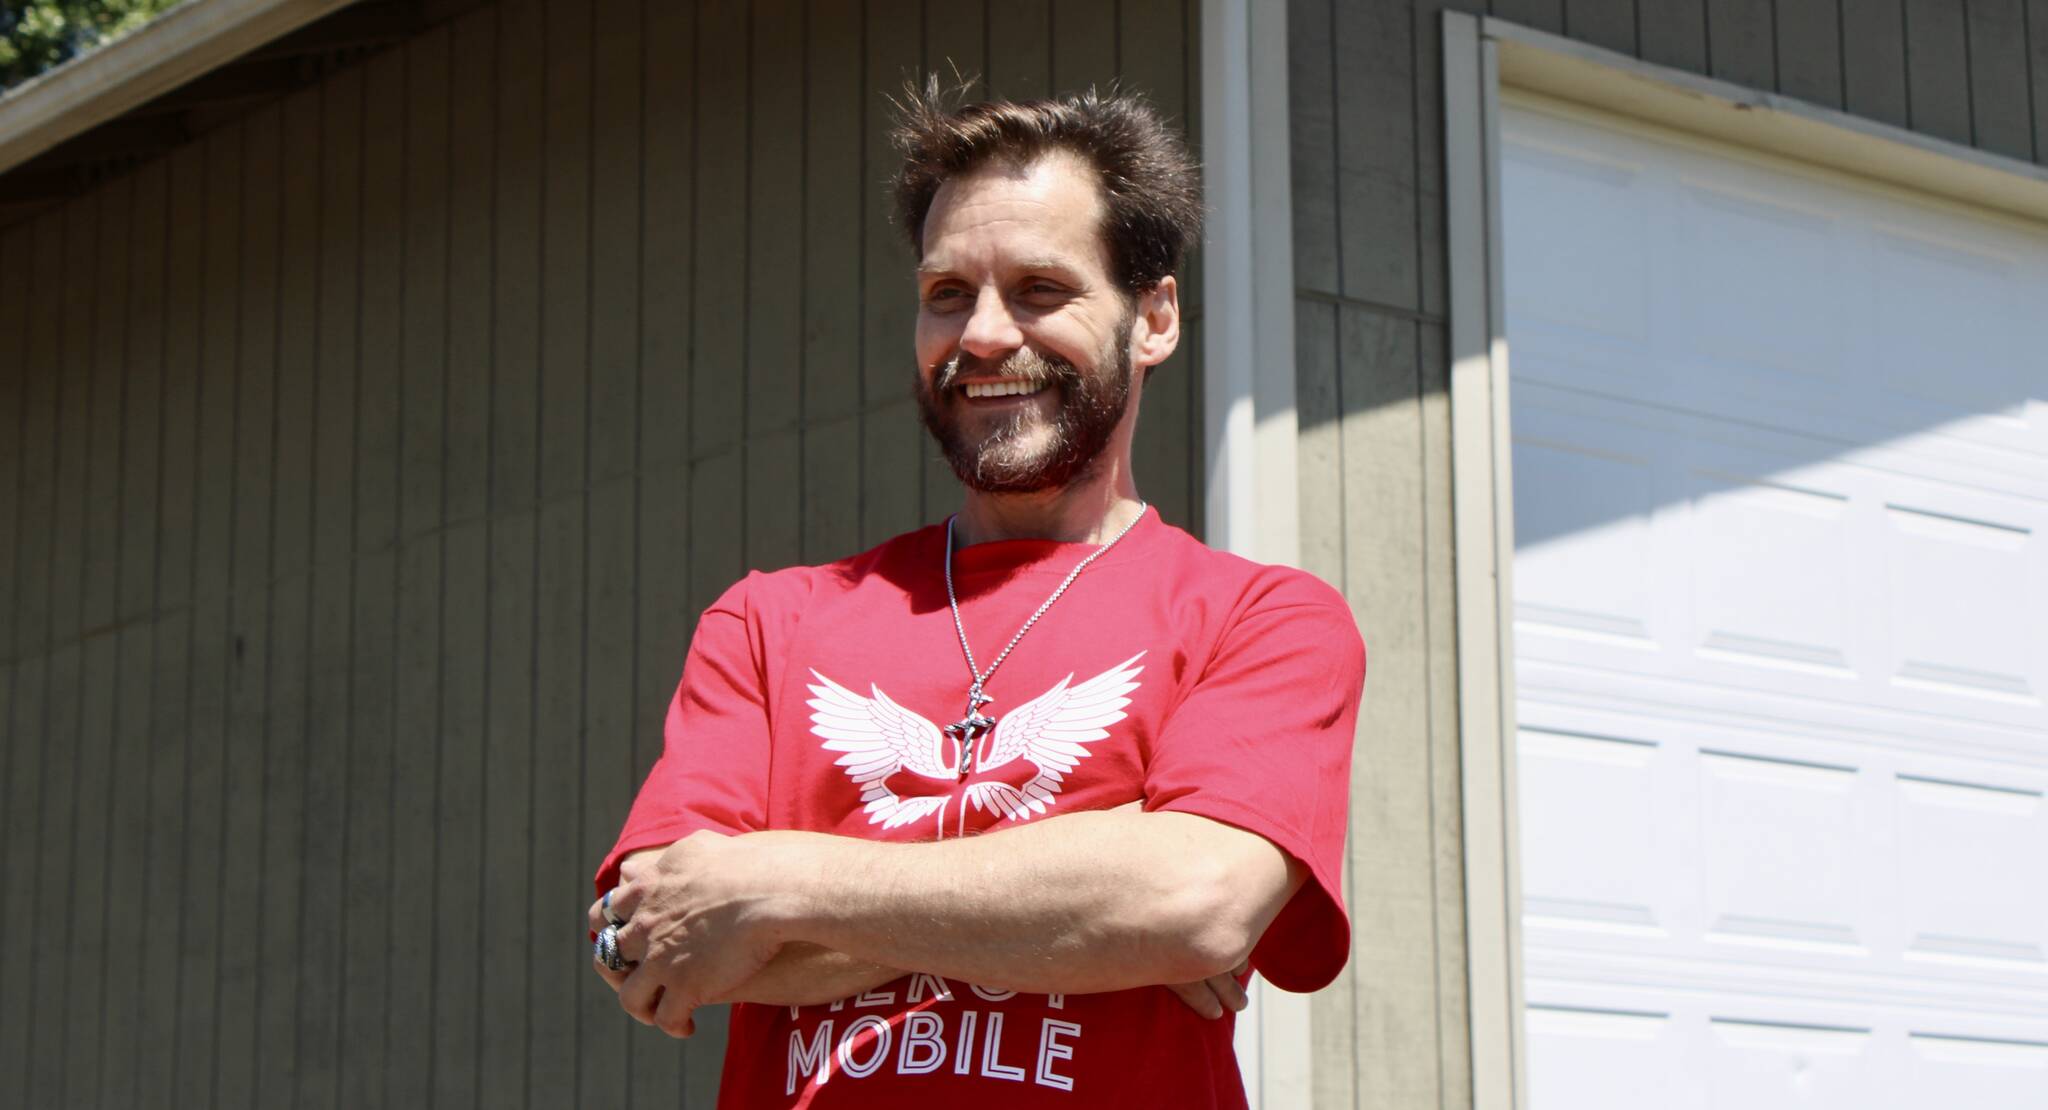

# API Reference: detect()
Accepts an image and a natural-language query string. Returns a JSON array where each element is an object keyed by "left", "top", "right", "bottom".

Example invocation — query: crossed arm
[{"left": 588, "top": 805, "right": 1305, "bottom": 1038}]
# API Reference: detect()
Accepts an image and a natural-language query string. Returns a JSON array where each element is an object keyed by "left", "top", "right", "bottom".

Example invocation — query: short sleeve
[
  {"left": 592, "top": 576, "right": 773, "bottom": 897},
  {"left": 1144, "top": 574, "right": 1366, "bottom": 993}
]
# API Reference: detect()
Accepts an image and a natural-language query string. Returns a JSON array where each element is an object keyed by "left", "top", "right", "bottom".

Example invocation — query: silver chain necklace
[{"left": 941, "top": 502, "right": 1149, "bottom": 779}]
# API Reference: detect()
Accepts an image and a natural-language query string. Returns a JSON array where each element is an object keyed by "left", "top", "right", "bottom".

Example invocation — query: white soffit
[
  {"left": 1486, "top": 17, "right": 2048, "bottom": 227},
  {"left": 0, "top": 0, "right": 352, "bottom": 176}
]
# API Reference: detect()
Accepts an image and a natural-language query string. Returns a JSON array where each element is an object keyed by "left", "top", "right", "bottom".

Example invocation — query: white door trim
[
  {"left": 1443, "top": 15, "right": 1529, "bottom": 1110},
  {"left": 1200, "top": 0, "right": 1307, "bottom": 1105},
  {"left": 1201, "top": 0, "right": 1303, "bottom": 569}
]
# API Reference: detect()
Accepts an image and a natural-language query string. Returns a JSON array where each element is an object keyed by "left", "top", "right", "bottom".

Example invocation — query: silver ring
[
  {"left": 595, "top": 923, "right": 627, "bottom": 973},
  {"left": 603, "top": 888, "right": 626, "bottom": 928}
]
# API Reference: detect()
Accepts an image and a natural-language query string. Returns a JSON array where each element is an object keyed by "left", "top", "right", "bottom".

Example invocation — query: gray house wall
[
  {"left": 1288, "top": 0, "right": 2048, "bottom": 1107},
  {"left": 0, "top": 1, "right": 1201, "bottom": 1107}
]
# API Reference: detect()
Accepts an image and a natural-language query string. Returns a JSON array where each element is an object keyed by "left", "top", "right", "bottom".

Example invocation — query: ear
[{"left": 1129, "top": 276, "right": 1181, "bottom": 375}]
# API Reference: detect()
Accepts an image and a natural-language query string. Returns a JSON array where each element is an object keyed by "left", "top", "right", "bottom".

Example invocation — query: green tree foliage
[{"left": 2, "top": 0, "right": 185, "bottom": 89}]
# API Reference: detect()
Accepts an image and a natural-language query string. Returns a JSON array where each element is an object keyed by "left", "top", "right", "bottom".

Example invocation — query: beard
[{"left": 914, "top": 313, "right": 1135, "bottom": 494}]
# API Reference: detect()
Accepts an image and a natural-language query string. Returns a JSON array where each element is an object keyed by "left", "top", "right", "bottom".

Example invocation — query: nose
[{"left": 957, "top": 285, "right": 1023, "bottom": 361}]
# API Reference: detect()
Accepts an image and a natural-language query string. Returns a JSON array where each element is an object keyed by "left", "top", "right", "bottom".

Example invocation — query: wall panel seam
[
  {"left": 523, "top": 5, "right": 544, "bottom": 1101},
  {"left": 2026, "top": 0, "right": 2040, "bottom": 161},
  {"left": 577, "top": 0, "right": 600, "bottom": 1090},
  {"left": 176, "top": 154, "right": 206, "bottom": 1108},
  {"left": 341, "top": 63, "right": 367, "bottom": 1110},
  {"left": 384, "top": 43, "right": 412, "bottom": 1104},
  {"left": 259, "top": 96, "right": 289, "bottom": 1110},
  {"left": 1964, "top": 0, "right": 1978, "bottom": 145},
  {"left": 474, "top": 4, "right": 502, "bottom": 1097},
  {"left": 211, "top": 118, "right": 247, "bottom": 1110},
  {"left": 289, "top": 72, "right": 327, "bottom": 1110},
  {"left": 1901, "top": 0, "right": 1915, "bottom": 130},
  {"left": 91, "top": 167, "right": 134, "bottom": 1110},
  {"left": 62, "top": 192, "right": 101, "bottom": 1104},
  {"left": 796, "top": 0, "right": 809, "bottom": 566},
  {"left": 628, "top": 0, "right": 650, "bottom": 1097},
  {"left": 431, "top": 22, "right": 455, "bottom": 1100}
]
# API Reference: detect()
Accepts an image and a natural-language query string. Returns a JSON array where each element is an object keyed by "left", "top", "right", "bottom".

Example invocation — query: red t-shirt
[{"left": 596, "top": 509, "right": 1366, "bottom": 1108}]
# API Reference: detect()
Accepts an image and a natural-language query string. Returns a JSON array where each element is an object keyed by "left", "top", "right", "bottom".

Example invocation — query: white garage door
[{"left": 1502, "top": 94, "right": 2048, "bottom": 1109}]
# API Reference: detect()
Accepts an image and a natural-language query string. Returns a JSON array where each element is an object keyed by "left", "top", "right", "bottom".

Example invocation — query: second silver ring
[{"left": 596, "top": 923, "right": 627, "bottom": 972}]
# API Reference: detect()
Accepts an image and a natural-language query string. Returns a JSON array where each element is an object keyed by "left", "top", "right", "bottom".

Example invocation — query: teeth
[{"left": 963, "top": 380, "right": 1045, "bottom": 399}]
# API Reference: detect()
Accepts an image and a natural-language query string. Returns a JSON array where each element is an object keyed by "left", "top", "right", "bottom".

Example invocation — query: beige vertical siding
[
  {"left": 0, "top": 0, "right": 1201, "bottom": 1106},
  {"left": 1292, "top": 0, "right": 2048, "bottom": 1106}
]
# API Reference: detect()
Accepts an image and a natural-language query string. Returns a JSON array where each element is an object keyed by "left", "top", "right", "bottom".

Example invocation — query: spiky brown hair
[{"left": 889, "top": 75, "right": 1203, "bottom": 294}]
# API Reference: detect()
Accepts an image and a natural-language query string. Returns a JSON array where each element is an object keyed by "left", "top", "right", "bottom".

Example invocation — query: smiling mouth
[{"left": 960, "top": 379, "right": 1049, "bottom": 399}]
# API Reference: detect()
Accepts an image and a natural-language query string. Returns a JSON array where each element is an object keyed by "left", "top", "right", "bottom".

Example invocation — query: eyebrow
[{"left": 917, "top": 256, "right": 1083, "bottom": 278}]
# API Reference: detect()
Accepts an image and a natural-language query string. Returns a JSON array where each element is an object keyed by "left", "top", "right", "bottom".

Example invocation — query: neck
[{"left": 951, "top": 457, "right": 1144, "bottom": 546}]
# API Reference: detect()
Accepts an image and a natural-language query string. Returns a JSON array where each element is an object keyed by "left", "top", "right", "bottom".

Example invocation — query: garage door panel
[
  {"left": 1894, "top": 774, "right": 2048, "bottom": 970},
  {"left": 1526, "top": 1006, "right": 1694, "bottom": 1110},
  {"left": 1905, "top": 1033, "right": 2048, "bottom": 1108},
  {"left": 1883, "top": 503, "right": 2041, "bottom": 708},
  {"left": 1501, "top": 138, "right": 1652, "bottom": 347},
  {"left": 1512, "top": 432, "right": 1662, "bottom": 644},
  {"left": 1506, "top": 328, "right": 1670, "bottom": 405},
  {"left": 1698, "top": 750, "right": 1871, "bottom": 955},
  {"left": 1703, "top": 1019, "right": 1883, "bottom": 1110},
  {"left": 1673, "top": 181, "right": 1844, "bottom": 387},
  {"left": 1865, "top": 228, "right": 2034, "bottom": 421},
  {"left": 1518, "top": 727, "right": 1670, "bottom": 935},
  {"left": 1690, "top": 471, "right": 1859, "bottom": 678}
]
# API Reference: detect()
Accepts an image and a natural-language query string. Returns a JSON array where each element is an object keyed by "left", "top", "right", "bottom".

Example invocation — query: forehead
[{"left": 919, "top": 152, "right": 1110, "bottom": 275}]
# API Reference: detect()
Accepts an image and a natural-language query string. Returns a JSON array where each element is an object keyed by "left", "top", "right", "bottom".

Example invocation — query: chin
[{"left": 961, "top": 442, "right": 1106, "bottom": 494}]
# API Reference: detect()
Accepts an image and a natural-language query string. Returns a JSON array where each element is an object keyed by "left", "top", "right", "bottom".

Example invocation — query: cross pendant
[{"left": 943, "top": 686, "right": 996, "bottom": 778}]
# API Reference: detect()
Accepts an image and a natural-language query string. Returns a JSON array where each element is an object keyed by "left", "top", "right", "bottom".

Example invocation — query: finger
[
  {"left": 1166, "top": 979, "right": 1223, "bottom": 1020},
  {"left": 618, "top": 964, "right": 665, "bottom": 1027},
  {"left": 619, "top": 844, "right": 666, "bottom": 884},
  {"left": 588, "top": 898, "right": 609, "bottom": 936},
  {"left": 614, "top": 919, "right": 646, "bottom": 965},
  {"left": 1232, "top": 958, "right": 1251, "bottom": 978},
  {"left": 608, "top": 881, "right": 641, "bottom": 921},
  {"left": 1208, "top": 973, "right": 1249, "bottom": 1013},
  {"left": 591, "top": 953, "right": 628, "bottom": 993},
  {"left": 654, "top": 981, "right": 697, "bottom": 1039}
]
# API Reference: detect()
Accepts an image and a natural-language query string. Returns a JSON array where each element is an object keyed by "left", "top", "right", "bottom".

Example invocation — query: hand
[
  {"left": 587, "top": 831, "right": 788, "bottom": 1038},
  {"left": 1165, "top": 959, "right": 1251, "bottom": 1020}
]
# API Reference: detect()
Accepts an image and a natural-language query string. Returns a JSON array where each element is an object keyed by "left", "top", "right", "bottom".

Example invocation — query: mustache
[{"left": 933, "top": 346, "right": 1081, "bottom": 393}]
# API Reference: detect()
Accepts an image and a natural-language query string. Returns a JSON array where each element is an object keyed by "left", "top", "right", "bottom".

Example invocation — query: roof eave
[{"left": 0, "top": 0, "right": 354, "bottom": 177}]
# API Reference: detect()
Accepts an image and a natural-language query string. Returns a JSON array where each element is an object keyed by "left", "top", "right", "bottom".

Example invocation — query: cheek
[
  {"left": 1031, "top": 312, "right": 1116, "bottom": 369},
  {"left": 915, "top": 315, "right": 961, "bottom": 370}
]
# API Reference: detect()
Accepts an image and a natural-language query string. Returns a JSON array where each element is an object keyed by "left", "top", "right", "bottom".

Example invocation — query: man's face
[{"left": 912, "top": 153, "right": 1137, "bottom": 494}]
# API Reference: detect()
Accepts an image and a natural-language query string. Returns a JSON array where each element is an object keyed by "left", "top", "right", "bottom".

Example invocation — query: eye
[{"left": 1019, "top": 280, "right": 1071, "bottom": 304}]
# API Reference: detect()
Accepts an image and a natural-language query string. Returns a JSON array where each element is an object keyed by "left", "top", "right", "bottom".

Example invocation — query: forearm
[
  {"left": 713, "top": 942, "right": 904, "bottom": 1008},
  {"left": 753, "top": 808, "right": 1296, "bottom": 995}
]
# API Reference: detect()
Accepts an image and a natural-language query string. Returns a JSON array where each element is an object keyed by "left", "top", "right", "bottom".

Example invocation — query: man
[{"left": 588, "top": 82, "right": 1367, "bottom": 1108}]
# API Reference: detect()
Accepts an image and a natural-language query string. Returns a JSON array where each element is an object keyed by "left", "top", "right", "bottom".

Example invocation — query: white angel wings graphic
[{"left": 805, "top": 652, "right": 1146, "bottom": 838}]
